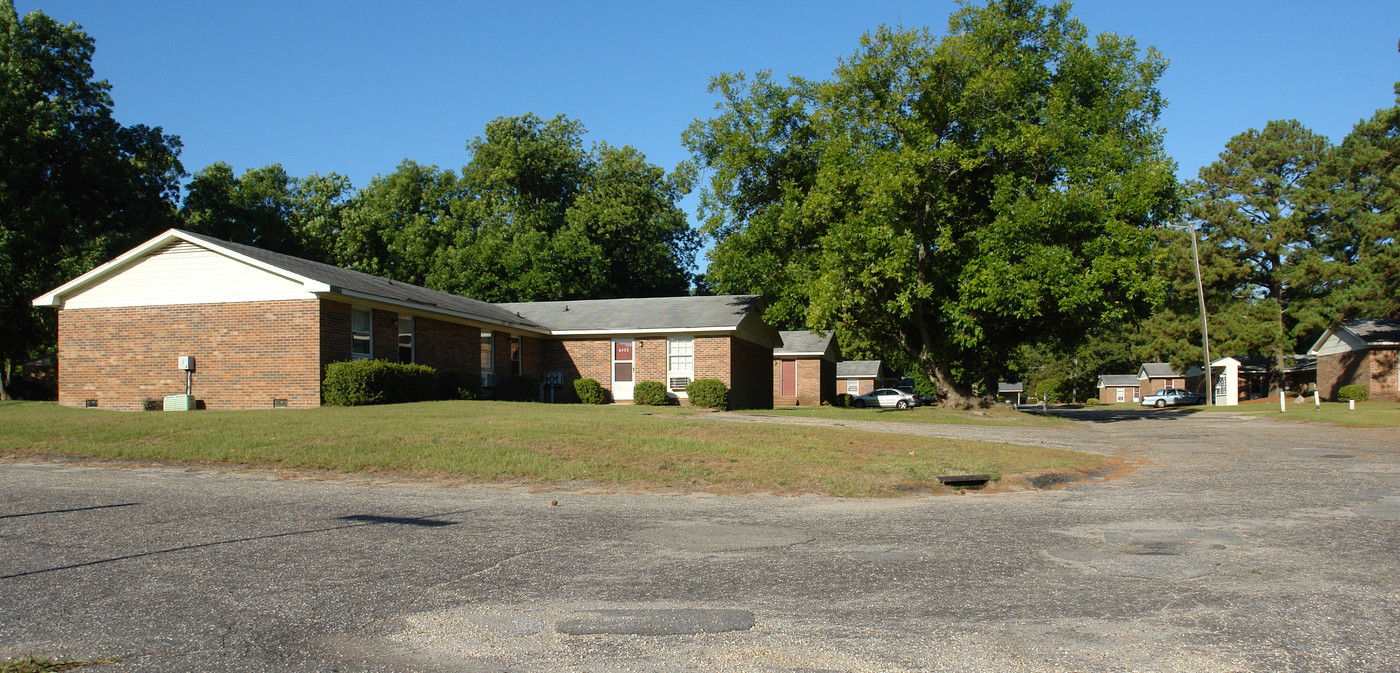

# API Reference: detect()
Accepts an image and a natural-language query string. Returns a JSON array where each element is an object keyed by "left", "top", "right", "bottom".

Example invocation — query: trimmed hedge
[
  {"left": 435, "top": 369, "right": 481, "bottom": 401},
  {"left": 634, "top": 381, "right": 669, "bottom": 406},
  {"left": 686, "top": 378, "right": 728, "bottom": 410},
  {"left": 1337, "top": 384, "right": 1369, "bottom": 402},
  {"left": 833, "top": 393, "right": 855, "bottom": 408},
  {"left": 494, "top": 374, "right": 540, "bottom": 402},
  {"left": 1086, "top": 397, "right": 1100, "bottom": 405},
  {"left": 323, "top": 360, "right": 436, "bottom": 406},
  {"left": 574, "top": 378, "right": 607, "bottom": 404}
]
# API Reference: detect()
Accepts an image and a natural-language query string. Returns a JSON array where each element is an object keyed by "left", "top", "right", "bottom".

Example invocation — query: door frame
[{"left": 611, "top": 337, "right": 635, "bottom": 401}]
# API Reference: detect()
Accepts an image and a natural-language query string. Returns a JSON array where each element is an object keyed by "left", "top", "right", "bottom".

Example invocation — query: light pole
[{"left": 1171, "top": 222, "right": 1213, "bottom": 406}]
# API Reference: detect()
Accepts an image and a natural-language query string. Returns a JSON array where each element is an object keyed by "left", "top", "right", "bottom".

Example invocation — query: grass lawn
[
  {"left": 1192, "top": 399, "right": 1400, "bottom": 428},
  {"left": 0, "top": 656, "right": 117, "bottom": 672},
  {"left": 0, "top": 400, "right": 1103, "bottom": 497},
  {"left": 737, "top": 403, "right": 1072, "bottom": 427}
]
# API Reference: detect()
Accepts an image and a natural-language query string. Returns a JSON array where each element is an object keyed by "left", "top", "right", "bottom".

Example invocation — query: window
[
  {"left": 510, "top": 336, "right": 522, "bottom": 376},
  {"left": 667, "top": 337, "right": 693, "bottom": 391},
  {"left": 398, "top": 315, "right": 414, "bottom": 363},
  {"left": 480, "top": 331, "right": 495, "bottom": 387},
  {"left": 351, "top": 308, "right": 372, "bottom": 360},
  {"left": 846, "top": 379, "right": 859, "bottom": 395},
  {"left": 1116, "top": 388, "right": 1125, "bottom": 403}
]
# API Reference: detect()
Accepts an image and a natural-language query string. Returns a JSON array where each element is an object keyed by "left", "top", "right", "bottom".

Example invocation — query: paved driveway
[{"left": 2, "top": 411, "right": 1398, "bottom": 672}]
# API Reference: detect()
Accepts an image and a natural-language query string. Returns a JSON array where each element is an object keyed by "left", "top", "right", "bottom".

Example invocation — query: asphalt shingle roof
[
  {"left": 1140, "top": 362, "right": 1181, "bottom": 378},
  {"left": 775, "top": 330, "right": 834, "bottom": 355},
  {"left": 1343, "top": 318, "right": 1400, "bottom": 345},
  {"left": 178, "top": 230, "right": 544, "bottom": 332},
  {"left": 836, "top": 360, "right": 882, "bottom": 378},
  {"left": 496, "top": 295, "right": 762, "bottom": 332},
  {"left": 1098, "top": 374, "right": 1139, "bottom": 387}
]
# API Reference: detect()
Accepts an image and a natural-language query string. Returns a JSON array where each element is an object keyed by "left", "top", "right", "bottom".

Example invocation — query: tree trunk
[
  {"left": 926, "top": 359, "right": 985, "bottom": 410},
  {"left": 1, "top": 359, "right": 11, "bottom": 401}
]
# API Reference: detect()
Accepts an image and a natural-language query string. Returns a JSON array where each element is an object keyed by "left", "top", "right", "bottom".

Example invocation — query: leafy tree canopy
[
  {"left": 0, "top": 0, "right": 183, "bottom": 398},
  {"left": 684, "top": 0, "right": 1178, "bottom": 407},
  {"left": 182, "top": 162, "right": 354, "bottom": 261}
]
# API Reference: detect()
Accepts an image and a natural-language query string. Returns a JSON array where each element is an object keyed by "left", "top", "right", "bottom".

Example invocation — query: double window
[
  {"left": 667, "top": 337, "right": 693, "bottom": 392},
  {"left": 351, "top": 308, "right": 372, "bottom": 360},
  {"left": 846, "top": 379, "right": 859, "bottom": 395}
]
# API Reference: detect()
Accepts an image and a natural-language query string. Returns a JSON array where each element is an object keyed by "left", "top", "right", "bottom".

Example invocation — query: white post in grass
[
  {"left": 1314, "top": 391, "right": 1319, "bottom": 410},
  {"left": 1279, "top": 390, "right": 1286, "bottom": 413},
  {"left": 1350, "top": 399, "right": 1356, "bottom": 411}
]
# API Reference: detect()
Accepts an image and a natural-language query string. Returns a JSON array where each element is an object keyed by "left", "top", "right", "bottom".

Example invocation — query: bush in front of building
[
  {"left": 633, "top": 381, "right": 670, "bottom": 406},
  {"left": 435, "top": 369, "right": 482, "bottom": 401},
  {"left": 1337, "top": 384, "right": 1369, "bottom": 403},
  {"left": 494, "top": 374, "right": 540, "bottom": 402},
  {"left": 573, "top": 378, "right": 607, "bottom": 404},
  {"left": 833, "top": 393, "right": 855, "bottom": 408},
  {"left": 1086, "top": 397, "right": 1100, "bottom": 405},
  {"left": 323, "top": 360, "right": 436, "bottom": 406},
  {"left": 685, "top": 378, "right": 728, "bottom": 410}
]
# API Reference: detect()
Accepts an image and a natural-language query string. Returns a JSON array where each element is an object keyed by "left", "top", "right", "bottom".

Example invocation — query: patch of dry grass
[{"left": 0, "top": 401, "right": 1102, "bottom": 497}]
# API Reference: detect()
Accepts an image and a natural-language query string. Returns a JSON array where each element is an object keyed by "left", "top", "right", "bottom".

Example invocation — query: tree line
[{"left": 2, "top": 0, "right": 1395, "bottom": 405}]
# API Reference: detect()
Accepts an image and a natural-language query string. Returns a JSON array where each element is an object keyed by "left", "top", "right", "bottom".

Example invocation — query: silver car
[{"left": 853, "top": 388, "right": 919, "bottom": 409}]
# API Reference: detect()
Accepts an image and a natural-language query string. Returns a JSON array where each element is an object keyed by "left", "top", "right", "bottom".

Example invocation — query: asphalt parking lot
[{"left": 3, "top": 409, "right": 1398, "bottom": 672}]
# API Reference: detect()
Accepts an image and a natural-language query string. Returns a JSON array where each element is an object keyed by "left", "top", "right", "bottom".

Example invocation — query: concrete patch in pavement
[{"left": 555, "top": 608, "right": 755, "bottom": 636}]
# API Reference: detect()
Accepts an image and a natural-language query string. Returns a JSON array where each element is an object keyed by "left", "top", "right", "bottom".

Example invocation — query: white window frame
[
  {"left": 351, "top": 307, "right": 372, "bottom": 360},
  {"left": 397, "top": 315, "right": 414, "bottom": 364},
  {"left": 846, "top": 379, "right": 859, "bottom": 395},
  {"left": 480, "top": 331, "right": 495, "bottom": 387},
  {"left": 1116, "top": 388, "right": 1125, "bottom": 403},
  {"left": 667, "top": 337, "right": 694, "bottom": 393}
]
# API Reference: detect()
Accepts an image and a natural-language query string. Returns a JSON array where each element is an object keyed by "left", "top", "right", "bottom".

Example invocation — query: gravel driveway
[{"left": 2, "top": 409, "right": 1398, "bottom": 672}]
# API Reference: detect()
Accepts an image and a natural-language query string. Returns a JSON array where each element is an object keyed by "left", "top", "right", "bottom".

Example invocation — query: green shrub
[
  {"left": 323, "top": 360, "right": 436, "bottom": 406},
  {"left": 434, "top": 369, "right": 481, "bottom": 401},
  {"left": 833, "top": 393, "right": 855, "bottom": 408},
  {"left": 686, "top": 378, "right": 728, "bottom": 410},
  {"left": 1337, "top": 384, "right": 1369, "bottom": 402},
  {"left": 494, "top": 374, "right": 540, "bottom": 402},
  {"left": 142, "top": 398, "right": 163, "bottom": 411},
  {"left": 1086, "top": 397, "right": 1100, "bottom": 405},
  {"left": 573, "top": 377, "right": 607, "bottom": 404},
  {"left": 633, "top": 381, "right": 670, "bottom": 406}
]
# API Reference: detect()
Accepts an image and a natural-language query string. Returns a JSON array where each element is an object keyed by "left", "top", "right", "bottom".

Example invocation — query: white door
[{"left": 612, "top": 338, "right": 634, "bottom": 401}]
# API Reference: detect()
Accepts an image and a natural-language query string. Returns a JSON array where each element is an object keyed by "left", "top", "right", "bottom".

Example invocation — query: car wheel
[
  {"left": 896, "top": 400, "right": 909, "bottom": 410},
  {"left": 855, "top": 399, "right": 866, "bottom": 408},
  {"left": 1155, "top": 399, "right": 1165, "bottom": 408}
]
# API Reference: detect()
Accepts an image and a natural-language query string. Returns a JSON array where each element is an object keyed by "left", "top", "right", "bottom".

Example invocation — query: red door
[{"left": 780, "top": 359, "right": 797, "bottom": 398}]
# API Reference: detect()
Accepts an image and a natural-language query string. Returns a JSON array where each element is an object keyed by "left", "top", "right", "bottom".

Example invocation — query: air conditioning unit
[
  {"left": 481, "top": 372, "right": 497, "bottom": 388},
  {"left": 163, "top": 394, "right": 195, "bottom": 411},
  {"left": 669, "top": 377, "right": 692, "bottom": 392}
]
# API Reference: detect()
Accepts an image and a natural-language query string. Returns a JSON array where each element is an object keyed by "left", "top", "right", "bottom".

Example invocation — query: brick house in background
[
  {"left": 1137, "top": 362, "right": 1203, "bottom": 396},
  {"left": 1310, "top": 319, "right": 1400, "bottom": 402},
  {"left": 771, "top": 330, "right": 838, "bottom": 406},
  {"left": 1097, "top": 374, "right": 1140, "bottom": 403},
  {"left": 836, "top": 360, "right": 889, "bottom": 397},
  {"left": 32, "top": 229, "right": 778, "bottom": 411}
]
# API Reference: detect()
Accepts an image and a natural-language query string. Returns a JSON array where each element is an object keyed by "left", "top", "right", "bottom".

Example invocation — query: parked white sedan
[{"left": 853, "top": 388, "right": 919, "bottom": 409}]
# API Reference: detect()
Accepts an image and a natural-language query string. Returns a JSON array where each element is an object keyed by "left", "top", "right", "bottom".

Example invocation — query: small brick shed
[
  {"left": 772, "top": 330, "right": 838, "bottom": 406},
  {"left": 1310, "top": 319, "right": 1400, "bottom": 402}
]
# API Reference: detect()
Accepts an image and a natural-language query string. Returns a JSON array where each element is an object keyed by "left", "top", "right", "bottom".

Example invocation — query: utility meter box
[
  {"left": 543, "top": 371, "right": 562, "bottom": 386},
  {"left": 178, "top": 356, "right": 195, "bottom": 372},
  {"left": 163, "top": 394, "right": 195, "bottom": 411}
]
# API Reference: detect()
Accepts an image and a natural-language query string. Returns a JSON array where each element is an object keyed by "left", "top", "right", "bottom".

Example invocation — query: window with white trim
[
  {"left": 667, "top": 337, "right": 693, "bottom": 392},
  {"left": 480, "top": 331, "right": 495, "bottom": 387},
  {"left": 846, "top": 379, "right": 859, "bottom": 395},
  {"left": 398, "top": 315, "right": 414, "bottom": 363},
  {"left": 351, "top": 308, "right": 372, "bottom": 360}
]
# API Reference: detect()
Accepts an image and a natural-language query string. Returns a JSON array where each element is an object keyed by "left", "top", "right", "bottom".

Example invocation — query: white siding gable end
[{"left": 61, "top": 242, "right": 316, "bottom": 309}]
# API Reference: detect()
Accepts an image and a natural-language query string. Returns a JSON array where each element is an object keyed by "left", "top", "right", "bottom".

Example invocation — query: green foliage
[
  {"left": 833, "top": 393, "right": 855, "bottom": 408},
  {"left": 633, "top": 380, "right": 670, "bottom": 406},
  {"left": 684, "top": 2, "right": 1177, "bottom": 407},
  {"left": 1, "top": 1, "right": 184, "bottom": 399},
  {"left": 493, "top": 374, "right": 540, "bottom": 402},
  {"left": 1337, "top": 385, "right": 1369, "bottom": 403},
  {"left": 1086, "top": 397, "right": 1100, "bottom": 405},
  {"left": 685, "top": 378, "right": 729, "bottom": 410},
  {"left": 1030, "top": 377, "right": 1064, "bottom": 404},
  {"left": 573, "top": 377, "right": 607, "bottom": 404},
  {"left": 322, "top": 360, "right": 436, "bottom": 406},
  {"left": 181, "top": 162, "right": 353, "bottom": 262},
  {"left": 434, "top": 369, "right": 481, "bottom": 401},
  {"left": 142, "top": 398, "right": 163, "bottom": 412}
]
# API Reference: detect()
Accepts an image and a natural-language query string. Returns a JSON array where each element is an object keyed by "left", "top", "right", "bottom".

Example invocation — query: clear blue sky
[{"left": 17, "top": 0, "right": 1400, "bottom": 267}]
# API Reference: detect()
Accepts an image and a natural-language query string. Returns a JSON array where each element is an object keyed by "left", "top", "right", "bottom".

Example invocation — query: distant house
[
  {"left": 836, "top": 360, "right": 889, "bottom": 397},
  {"left": 997, "top": 382, "right": 1024, "bottom": 405},
  {"left": 32, "top": 229, "right": 781, "bottom": 410},
  {"left": 1309, "top": 319, "right": 1400, "bottom": 402},
  {"left": 1097, "top": 374, "right": 1140, "bottom": 403},
  {"left": 772, "top": 331, "right": 838, "bottom": 407},
  {"left": 1138, "top": 362, "right": 1203, "bottom": 397}
]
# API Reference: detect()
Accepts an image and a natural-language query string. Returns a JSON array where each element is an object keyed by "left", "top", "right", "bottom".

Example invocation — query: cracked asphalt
[{"left": 2, "top": 408, "right": 1398, "bottom": 671}]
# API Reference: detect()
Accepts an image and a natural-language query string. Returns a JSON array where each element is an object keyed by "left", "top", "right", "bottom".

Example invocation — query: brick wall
[
  {"left": 1369, "top": 349, "right": 1397, "bottom": 402},
  {"left": 728, "top": 336, "right": 773, "bottom": 410},
  {"left": 1318, "top": 350, "right": 1370, "bottom": 401},
  {"left": 546, "top": 338, "right": 610, "bottom": 402},
  {"left": 773, "top": 357, "right": 829, "bottom": 406},
  {"left": 1099, "top": 385, "right": 1139, "bottom": 403},
  {"left": 58, "top": 299, "right": 322, "bottom": 411}
]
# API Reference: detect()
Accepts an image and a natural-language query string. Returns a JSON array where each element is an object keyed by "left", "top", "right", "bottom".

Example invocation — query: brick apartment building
[
  {"left": 1310, "top": 319, "right": 1400, "bottom": 402},
  {"left": 772, "top": 330, "right": 838, "bottom": 407}
]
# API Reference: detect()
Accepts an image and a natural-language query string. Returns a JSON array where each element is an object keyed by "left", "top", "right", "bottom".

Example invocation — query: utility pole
[{"left": 1184, "top": 223, "right": 1213, "bottom": 406}]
